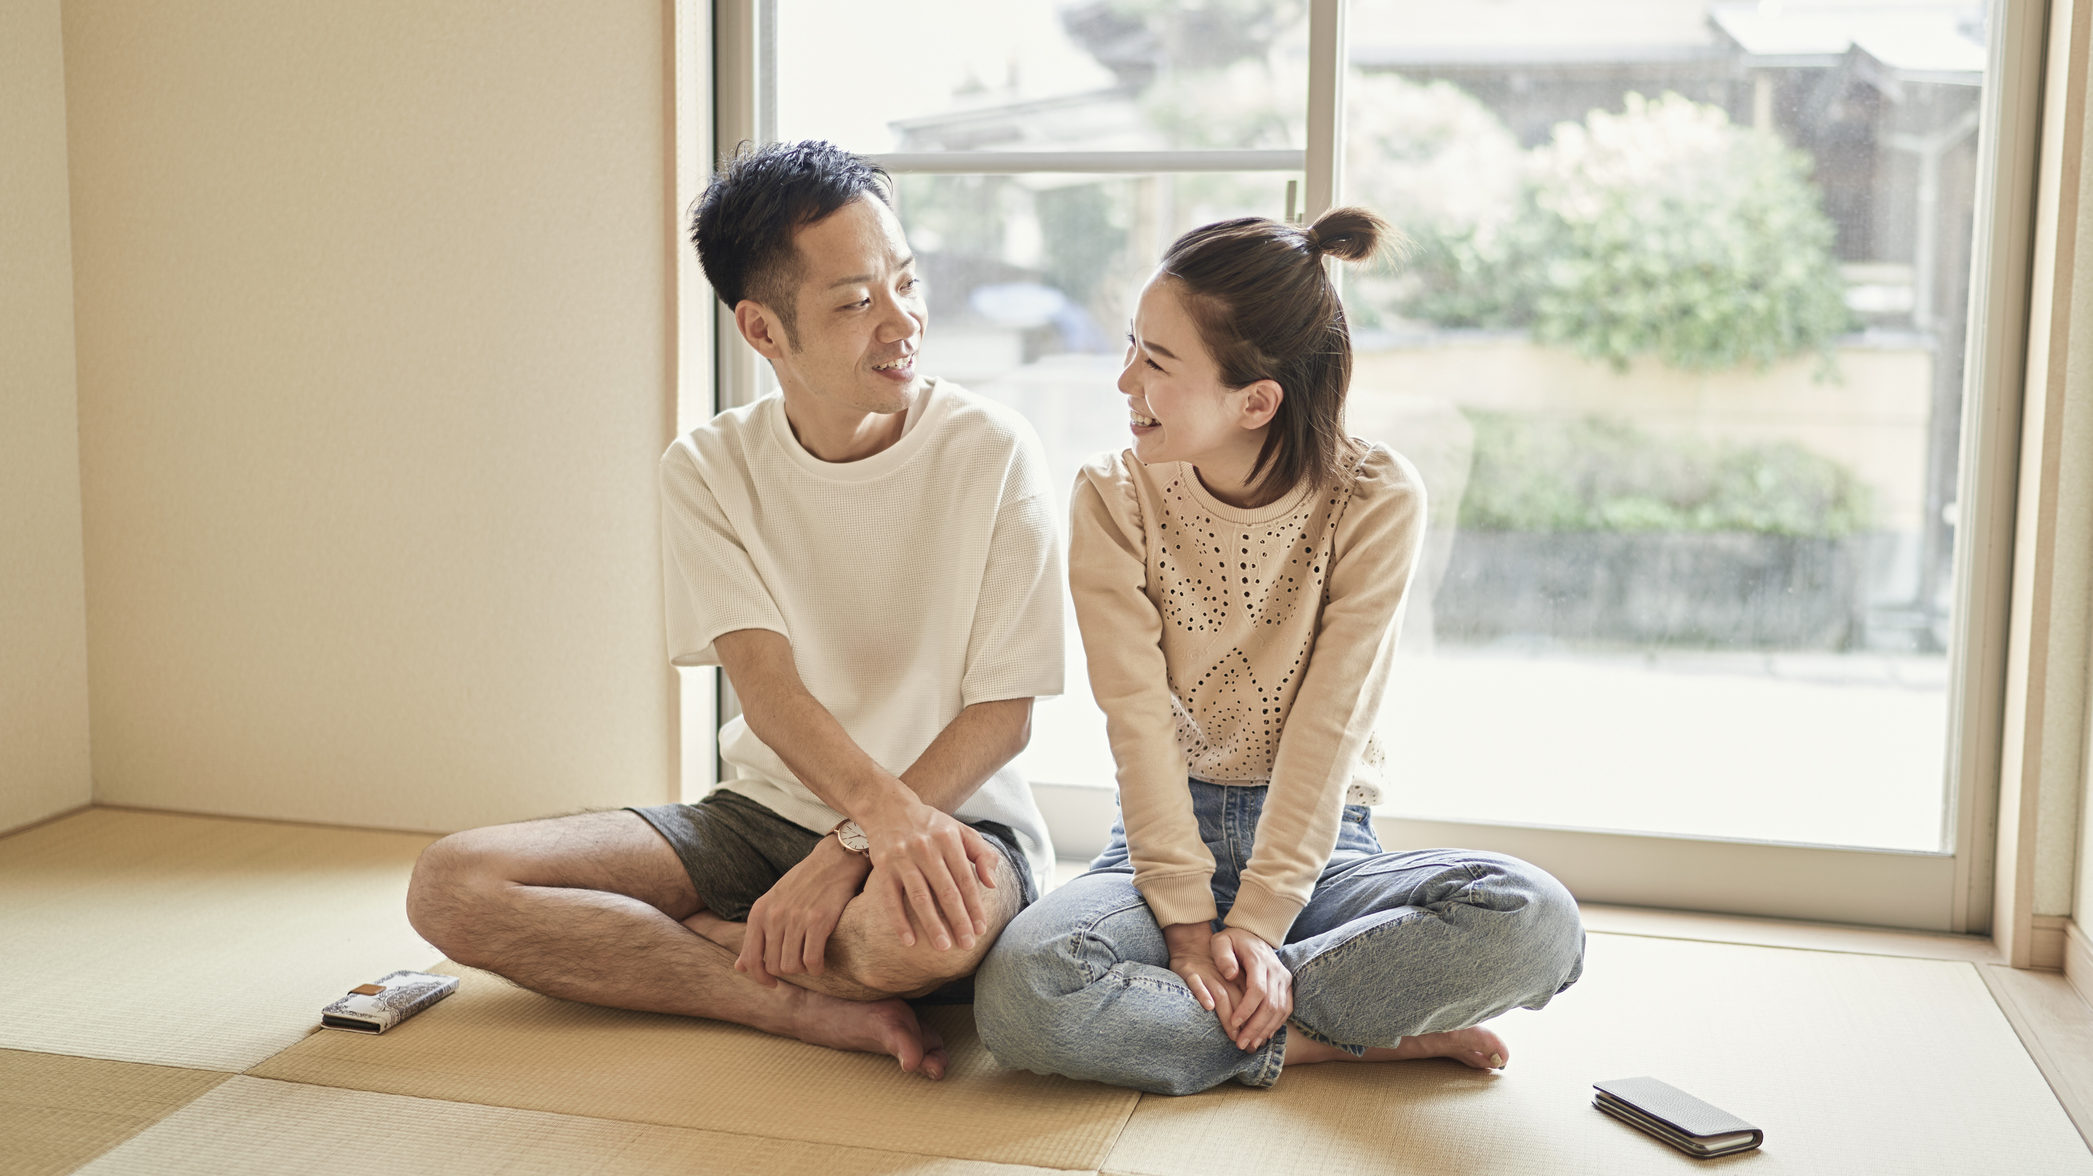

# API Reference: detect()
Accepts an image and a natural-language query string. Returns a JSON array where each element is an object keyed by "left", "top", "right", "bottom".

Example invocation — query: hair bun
[{"left": 1305, "top": 206, "right": 1389, "bottom": 263}]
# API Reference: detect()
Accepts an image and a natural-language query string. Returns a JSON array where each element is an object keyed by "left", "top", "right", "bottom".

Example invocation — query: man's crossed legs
[{"left": 405, "top": 798, "right": 1028, "bottom": 1078}]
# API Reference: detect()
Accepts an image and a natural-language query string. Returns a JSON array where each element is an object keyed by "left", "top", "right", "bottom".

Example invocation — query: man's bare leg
[
  {"left": 407, "top": 810, "right": 950, "bottom": 1077},
  {"left": 1285, "top": 1025, "right": 1510, "bottom": 1071},
  {"left": 683, "top": 850, "right": 1026, "bottom": 1002}
]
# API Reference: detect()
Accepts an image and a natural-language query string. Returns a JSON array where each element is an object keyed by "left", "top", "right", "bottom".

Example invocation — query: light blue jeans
[{"left": 974, "top": 780, "right": 1587, "bottom": 1095}]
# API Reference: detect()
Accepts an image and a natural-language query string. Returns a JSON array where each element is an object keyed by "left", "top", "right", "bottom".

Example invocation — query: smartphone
[{"left": 1593, "top": 1076, "right": 1764, "bottom": 1159}]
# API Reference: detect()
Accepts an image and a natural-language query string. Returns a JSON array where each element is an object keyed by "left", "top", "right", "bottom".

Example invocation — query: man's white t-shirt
[{"left": 659, "top": 378, "right": 1064, "bottom": 892}]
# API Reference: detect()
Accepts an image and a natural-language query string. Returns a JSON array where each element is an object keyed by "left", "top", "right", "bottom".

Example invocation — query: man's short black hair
[{"left": 689, "top": 140, "right": 893, "bottom": 347}]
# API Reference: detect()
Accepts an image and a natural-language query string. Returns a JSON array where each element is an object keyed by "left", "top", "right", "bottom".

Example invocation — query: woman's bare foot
[
  {"left": 773, "top": 986, "right": 950, "bottom": 1080},
  {"left": 1285, "top": 1024, "right": 1508, "bottom": 1071}
]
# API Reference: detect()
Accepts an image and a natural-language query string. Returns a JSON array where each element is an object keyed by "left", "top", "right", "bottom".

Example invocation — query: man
[{"left": 407, "top": 141, "right": 1064, "bottom": 1079}]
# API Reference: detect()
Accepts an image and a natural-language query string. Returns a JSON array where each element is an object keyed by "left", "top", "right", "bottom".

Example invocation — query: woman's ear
[{"left": 1235, "top": 379, "right": 1285, "bottom": 430}]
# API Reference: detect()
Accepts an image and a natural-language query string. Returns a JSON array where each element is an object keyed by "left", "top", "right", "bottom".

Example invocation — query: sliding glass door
[{"left": 717, "top": 0, "right": 2042, "bottom": 930}]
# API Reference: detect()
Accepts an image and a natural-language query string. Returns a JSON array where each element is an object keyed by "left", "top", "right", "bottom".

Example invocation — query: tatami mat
[
  {"left": 248, "top": 964, "right": 1139, "bottom": 1171},
  {"left": 11, "top": 811, "right": 2090, "bottom": 1175},
  {"left": 72, "top": 1076, "right": 1089, "bottom": 1176},
  {"left": 0, "top": 1049, "right": 228, "bottom": 1176},
  {"left": 1100, "top": 932, "right": 2093, "bottom": 1175},
  {"left": 0, "top": 808, "right": 438, "bottom": 1070}
]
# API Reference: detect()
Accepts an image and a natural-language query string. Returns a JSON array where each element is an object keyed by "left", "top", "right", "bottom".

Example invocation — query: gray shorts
[{"left": 628, "top": 790, "right": 1038, "bottom": 921}]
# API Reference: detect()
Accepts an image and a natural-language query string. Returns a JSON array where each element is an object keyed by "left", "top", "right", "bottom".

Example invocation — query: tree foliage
[{"left": 1387, "top": 93, "right": 1854, "bottom": 373}]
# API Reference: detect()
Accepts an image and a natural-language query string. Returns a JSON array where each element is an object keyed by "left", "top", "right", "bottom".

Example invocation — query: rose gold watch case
[{"left": 832, "top": 819, "right": 871, "bottom": 855}]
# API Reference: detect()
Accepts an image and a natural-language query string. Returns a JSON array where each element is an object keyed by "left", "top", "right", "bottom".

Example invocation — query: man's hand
[
  {"left": 734, "top": 835, "right": 872, "bottom": 987},
  {"left": 855, "top": 796, "right": 999, "bottom": 952},
  {"left": 710, "top": 631, "right": 1030, "bottom": 958},
  {"left": 1163, "top": 922, "right": 1244, "bottom": 1035},
  {"left": 1211, "top": 925, "right": 1292, "bottom": 1051}
]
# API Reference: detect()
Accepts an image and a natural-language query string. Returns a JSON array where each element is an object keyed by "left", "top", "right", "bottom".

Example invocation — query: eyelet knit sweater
[{"left": 1068, "top": 442, "right": 1427, "bottom": 945}]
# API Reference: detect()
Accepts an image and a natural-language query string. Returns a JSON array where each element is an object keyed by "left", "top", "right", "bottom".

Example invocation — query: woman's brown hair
[{"left": 1157, "top": 206, "right": 1393, "bottom": 502}]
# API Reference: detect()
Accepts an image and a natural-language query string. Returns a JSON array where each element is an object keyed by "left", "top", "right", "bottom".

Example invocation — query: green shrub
[
  {"left": 1341, "top": 74, "right": 1527, "bottom": 330},
  {"left": 1457, "top": 410, "right": 1875, "bottom": 537},
  {"left": 1385, "top": 92, "right": 1855, "bottom": 374}
]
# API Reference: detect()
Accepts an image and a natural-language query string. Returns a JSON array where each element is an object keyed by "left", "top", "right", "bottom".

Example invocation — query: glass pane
[
  {"left": 891, "top": 172, "right": 1299, "bottom": 790},
  {"left": 773, "top": 0, "right": 1311, "bottom": 154},
  {"left": 1341, "top": 0, "right": 1987, "bottom": 850}
]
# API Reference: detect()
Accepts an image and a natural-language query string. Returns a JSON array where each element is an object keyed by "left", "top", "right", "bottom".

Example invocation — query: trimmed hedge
[{"left": 1457, "top": 410, "right": 1875, "bottom": 538}]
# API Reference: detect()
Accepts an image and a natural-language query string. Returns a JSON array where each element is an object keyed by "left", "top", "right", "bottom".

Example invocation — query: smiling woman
[{"left": 1122, "top": 209, "right": 1389, "bottom": 510}]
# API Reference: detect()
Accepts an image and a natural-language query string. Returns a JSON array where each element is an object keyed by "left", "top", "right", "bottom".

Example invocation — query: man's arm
[
  {"left": 717, "top": 627, "right": 1027, "bottom": 816},
  {"left": 712, "top": 628, "right": 1028, "bottom": 981},
  {"left": 895, "top": 693, "right": 1032, "bottom": 810}
]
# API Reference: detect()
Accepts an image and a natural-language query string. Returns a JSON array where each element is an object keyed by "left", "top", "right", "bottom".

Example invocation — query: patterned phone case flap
[
  {"left": 1594, "top": 1077, "right": 1759, "bottom": 1139},
  {"left": 321, "top": 970, "right": 459, "bottom": 1030}
]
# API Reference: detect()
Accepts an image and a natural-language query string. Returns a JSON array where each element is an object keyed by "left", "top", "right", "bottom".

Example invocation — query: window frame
[{"left": 690, "top": 0, "right": 2051, "bottom": 933}]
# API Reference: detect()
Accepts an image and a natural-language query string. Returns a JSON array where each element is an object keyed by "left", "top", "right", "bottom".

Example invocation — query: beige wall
[
  {"left": 2080, "top": 718, "right": 2092, "bottom": 925},
  {"left": 2009, "top": 0, "right": 2093, "bottom": 924},
  {"left": 1353, "top": 337, "right": 1934, "bottom": 531},
  {"left": 1, "top": 0, "right": 94, "bottom": 834},
  {"left": 2079, "top": 682, "right": 2093, "bottom": 926},
  {"left": 62, "top": 0, "right": 676, "bottom": 832},
  {"left": 2041, "top": 266, "right": 2090, "bottom": 915},
  {"left": 2036, "top": 4, "right": 2093, "bottom": 920},
  {"left": 2070, "top": 90, "right": 2093, "bottom": 924}
]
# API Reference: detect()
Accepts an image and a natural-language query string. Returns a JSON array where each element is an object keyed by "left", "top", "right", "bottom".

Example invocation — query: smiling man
[{"left": 407, "top": 141, "right": 1064, "bottom": 1077}]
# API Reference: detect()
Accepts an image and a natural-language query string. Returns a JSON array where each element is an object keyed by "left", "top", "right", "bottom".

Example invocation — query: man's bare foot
[
  {"left": 1285, "top": 1024, "right": 1509, "bottom": 1072},
  {"left": 773, "top": 986, "right": 950, "bottom": 1080},
  {"left": 683, "top": 910, "right": 946, "bottom": 1076}
]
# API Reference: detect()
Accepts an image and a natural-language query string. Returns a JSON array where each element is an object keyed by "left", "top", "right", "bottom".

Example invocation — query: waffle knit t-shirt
[
  {"left": 1069, "top": 443, "right": 1427, "bottom": 945},
  {"left": 659, "top": 378, "right": 1065, "bottom": 892}
]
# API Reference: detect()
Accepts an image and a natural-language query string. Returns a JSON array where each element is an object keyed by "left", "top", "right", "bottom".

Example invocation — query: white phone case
[{"left": 319, "top": 970, "right": 459, "bottom": 1034}]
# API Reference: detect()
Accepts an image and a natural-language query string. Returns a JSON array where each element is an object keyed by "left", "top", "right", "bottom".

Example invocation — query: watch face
[{"left": 837, "top": 821, "right": 870, "bottom": 854}]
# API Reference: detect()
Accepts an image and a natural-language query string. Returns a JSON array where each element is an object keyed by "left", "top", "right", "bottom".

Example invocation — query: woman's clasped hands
[{"left": 1162, "top": 922, "right": 1293, "bottom": 1052}]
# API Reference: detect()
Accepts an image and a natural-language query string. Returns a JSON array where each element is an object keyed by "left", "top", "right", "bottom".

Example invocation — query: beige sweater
[{"left": 1069, "top": 443, "right": 1426, "bottom": 945}]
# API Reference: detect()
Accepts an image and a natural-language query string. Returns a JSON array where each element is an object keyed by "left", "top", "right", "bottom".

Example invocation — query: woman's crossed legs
[{"left": 975, "top": 846, "right": 1585, "bottom": 1095}]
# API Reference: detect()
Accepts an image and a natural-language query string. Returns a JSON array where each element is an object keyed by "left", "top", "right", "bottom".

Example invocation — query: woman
[{"left": 974, "top": 207, "right": 1586, "bottom": 1095}]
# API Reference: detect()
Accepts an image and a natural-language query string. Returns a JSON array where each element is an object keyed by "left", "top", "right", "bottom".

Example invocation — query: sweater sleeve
[
  {"left": 1224, "top": 450, "right": 1428, "bottom": 945},
  {"left": 1068, "top": 455, "right": 1217, "bottom": 927},
  {"left": 659, "top": 440, "right": 789, "bottom": 667}
]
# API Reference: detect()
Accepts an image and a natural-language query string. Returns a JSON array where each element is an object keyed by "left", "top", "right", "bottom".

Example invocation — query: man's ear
[
  {"left": 735, "top": 300, "right": 791, "bottom": 359},
  {"left": 1236, "top": 379, "right": 1284, "bottom": 430}
]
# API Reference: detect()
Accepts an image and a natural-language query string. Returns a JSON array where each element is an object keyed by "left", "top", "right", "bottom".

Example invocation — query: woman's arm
[
  {"left": 1226, "top": 450, "right": 1429, "bottom": 948},
  {"left": 1068, "top": 457, "right": 1218, "bottom": 928}
]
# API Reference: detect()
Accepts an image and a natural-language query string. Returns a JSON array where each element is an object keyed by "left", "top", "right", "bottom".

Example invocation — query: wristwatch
[{"left": 829, "top": 818, "right": 870, "bottom": 856}]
